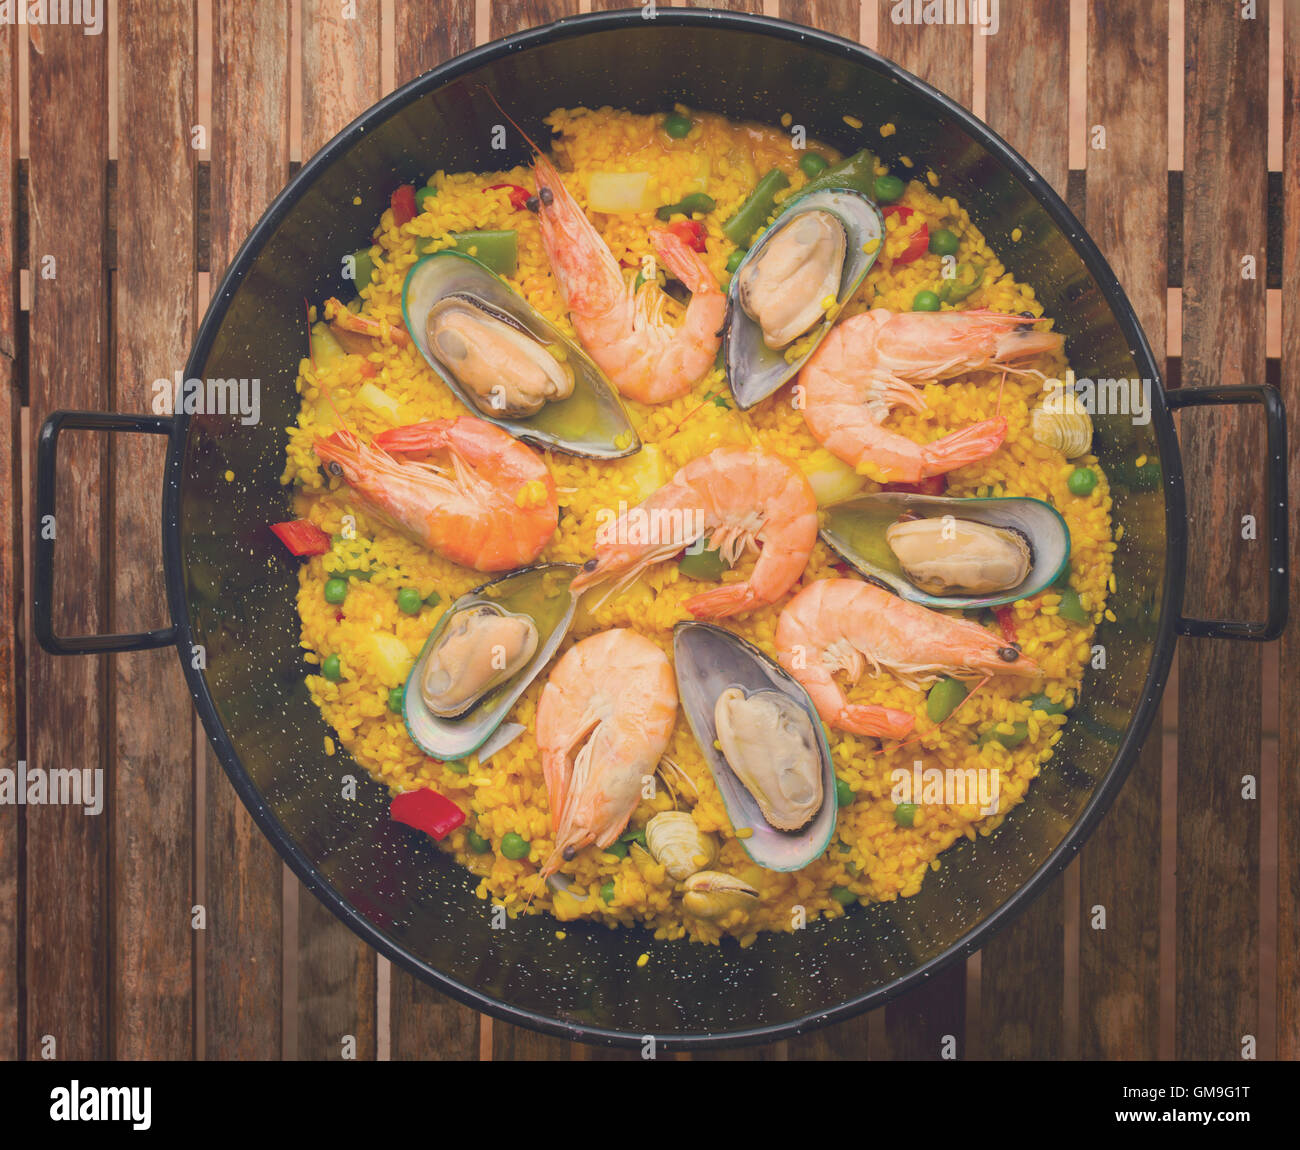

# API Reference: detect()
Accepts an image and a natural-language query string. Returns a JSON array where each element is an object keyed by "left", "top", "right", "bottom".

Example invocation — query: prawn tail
[
  {"left": 839, "top": 704, "right": 916, "bottom": 741},
  {"left": 919, "top": 416, "right": 1007, "bottom": 478},
  {"left": 370, "top": 420, "right": 451, "bottom": 456},
  {"left": 649, "top": 227, "right": 719, "bottom": 295},
  {"left": 684, "top": 582, "right": 758, "bottom": 620}
]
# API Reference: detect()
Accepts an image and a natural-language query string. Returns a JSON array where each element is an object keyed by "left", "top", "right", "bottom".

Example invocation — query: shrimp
[
  {"left": 536, "top": 629, "right": 678, "bottom": 876},
  {"left": 799, "top": 308, "right": 1065, "bottom": 483},
  {"left": 531, "top": 150, "right": 726, "bottom": 404},
  {"left": 569, "top": 445, "right": 819, "bottom": 619},
  {"left": 775, "top": 579, "right": 1041, "bottom": 734},
  {"left": 313, "top": 417, "right": 557, "bottom": 572},
  {"left": 323, "top": 296, "right": 410, "bottom": 348}
]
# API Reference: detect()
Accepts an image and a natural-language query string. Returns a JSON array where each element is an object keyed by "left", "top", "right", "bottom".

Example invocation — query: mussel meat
[
  {"left": 681, "top": 871, "right": 759, "bottom": 920},
  {"left": 645, "top": 811, "right": 717, "bottom": 881},
  {"left": 736, "top": 209, "right": 845, "bottom": 349},
  {"left": 426, "top": 295, "right": 574, "bottom": 418},
  {"left": 714, "top": 686, "right": 823, "bottom": 832},
  {"left": 420, "top": 604, "right": 539, "bottom": 718},
  {"left": 885, "top": 515, "right": 1033, "bottom": 597}
]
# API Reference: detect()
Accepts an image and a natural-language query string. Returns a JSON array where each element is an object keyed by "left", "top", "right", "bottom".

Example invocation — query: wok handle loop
[
  {"left": 1167, "top": 385, "right": 1288, "bottom": 641},
  {"left": 34, "top": 411, "right": 179, "bottom": 655}
]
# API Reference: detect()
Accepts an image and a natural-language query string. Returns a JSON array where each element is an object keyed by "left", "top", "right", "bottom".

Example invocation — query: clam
[
  {"left": 821, "top": 492, "right": 1071, "bottom": 610},
  {"left": 673, "top": 622, "right": 837, "bottom": 872},
  {"left": 681, "top": 871, "right": 760, "bottom": 920},
  {"left": 403, "top": 251, "right": 639, "bottom": 459},
  {"left": 645, "top": 811, "right": 717, "bottom": 881},
  {"left": 403, "top": 564, "right": 579, "bottom": 761},
  {"left": 724, "top": 187, "right": 883, "bottom": 409},
  {"left": 1030, "top": 390, "right": 1093, "bottom": 458}
]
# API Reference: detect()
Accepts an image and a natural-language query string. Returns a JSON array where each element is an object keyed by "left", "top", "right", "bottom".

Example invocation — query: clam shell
[
  {"left": 403, "top": 251, "right": 639, "bottom": 459},
  {"left": 403, "top": 564, "right": 580, "bottom": 761},
  {"left": 821, "top": 492, "right": 1071, "bottom": 610},
  {"left": 723, "top": 187, "right": 883, "bottom": 410},
  {"left": 672, "top": 622, "right": 836, "bottom": 872}
]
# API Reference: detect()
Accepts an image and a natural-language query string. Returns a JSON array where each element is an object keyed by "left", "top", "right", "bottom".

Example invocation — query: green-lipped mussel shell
[
  {"left": 821, "top": 492, "right": 1072, "bottom": 610},
  {"left": 672, "top": 622, "right": 837, "bottom": 872},
  {"left": 403, "top": 563, "right": 580, "bottom": 761},
  {"left": 402, "top": 251, "right": 640, "bottom": 459},
  {"left": 723, "top": 187, "right": 884, "bottom": 410}
]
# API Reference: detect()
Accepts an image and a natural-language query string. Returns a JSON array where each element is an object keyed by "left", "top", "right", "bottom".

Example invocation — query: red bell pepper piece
[
  {"left": 881, "top": 475, "right": 947, "bottom": 496},
  {"left": 390, "top": 787, "right": 465, "bottom": 841},
  {"left": 391, "top": 184, "right": 417, "bottom": 226},
  {"left": 488, "top": 183, "right": 532, "bottom": 211},
  {"left": 883, "top": 204, "right": 929, "bottom": 264},
  {"left": 269, "top": 519, "right": 331, "bottom": 557},
  {"left": 993, "top": 605, "right": 1018, "bottom": 644},
  {"left": 666, "top": 218, "right": 707, "bottom": 253}
]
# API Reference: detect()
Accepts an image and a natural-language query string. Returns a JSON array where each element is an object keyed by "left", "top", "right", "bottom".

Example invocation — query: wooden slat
[
  {"left": 386, "top": 0, "right": 483, "bottom": 1064},
  {"left": 204, "top": 0, "right": 291, "bottom": 1060},
  {"left": 112, "top": 0, "right": 197, "bottom": 1061},
  {"left": 978, "top": 0, "right": 1072, "bottom": 1062},
  {"left": 1277, "top": 0, "right": 1298, "bottom": 1064},
  {"left": 0, "top": 10, "right": 20, "bottom": 1064},
  {"left": 1074, "top": 0, "right": 1167, "bottom": 1062},
  {"left": 295, "top": 0, "right": 382, "bottom": 1063},
  {"left": 25, "top": 19, "right": 110, "bottom": 1062},
  {"left": 1178, "top": 0, "right": 1268, "bottom": 1060},
  {"left": 875, "top": 0, "right": 973, "bottom": 105}
]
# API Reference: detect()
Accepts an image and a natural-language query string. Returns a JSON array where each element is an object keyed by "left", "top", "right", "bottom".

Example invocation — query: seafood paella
[{"left": 276, "top": 104, "right": 1114, "bottom": 946}]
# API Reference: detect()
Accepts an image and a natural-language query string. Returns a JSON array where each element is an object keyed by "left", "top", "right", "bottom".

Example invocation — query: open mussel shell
[
  {"left": 402, "top": 251, "right": 639, "bottom": 459},
  {"left": 821, "top": 492, "right": 1071, "bottom": 610},
  {"left": 403, "top": 563, "right": 580, "bottom": 761},
  {"left": 723, "top": 187, "right": 884, "bottom": 410},
  {"left": 672, "top": 622, "right": 836, "bottom": 872}
]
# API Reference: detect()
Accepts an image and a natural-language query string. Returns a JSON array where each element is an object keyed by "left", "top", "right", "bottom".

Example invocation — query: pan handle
[
  {"left": 1167, "top": 385, "right": 1288, "bottom": 641},
  {"left": 34, "top": 411, "right": 179, "bottom": 655}
]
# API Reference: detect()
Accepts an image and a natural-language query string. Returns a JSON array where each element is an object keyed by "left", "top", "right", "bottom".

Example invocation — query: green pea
[
  {"left": 873, "top": 174, "right": 905, "bottom": 203},
  {"left": 397, "top": 587, "right": 423, "bottom": 615},
  {"left": 466, "top": 830, "right": 491, "bottom": 853},
  {"left": 324, "top": 577, "right": 349, "bottom": 605},
  {"left": 929, "top": 227, "right": 960, "bottom": 256},
  {"left": 679, "top": 544, "right": 727, "bottom": 581},
  {"left": 387, "top": 686, "right": 404, "bottom": 714},
  {"left": 414, "top": 184, "right": 438, "bottom": 210},
  {"left": 725, "top": 249, "right": 745, "bottom": 274},
  {"left": 424, "top": 591, "right": 442, "bottom": 607},
  {"left": 1029, "top": 693, "right": 1067, "bottom": 716},
  {"left": 893, "top": 802, "right": 919, "bottom": 828},
  {"left": 912, "top": 290, "right": 941, "bottom": 312},
  {"left": 664, "top": 112, "right": 693, "bottom": 139},
  {"left": 799, "top": 152, "right": 830, "bottom": 178},
  {"left": 603, "top": 840, "right": 629, "bottom": 859},
  {"left": 1067, "top": 467, "right": 1098, "bottom": 496},
  {"left": 1058, "top": 588, "right": 1089, "bottom": 624},
  {"left": 445, "top": 759, "right": 469, "bottom": 775},
  {"left": 321, "top": 654, "right": 342, "bottom": 682},
  {"left": 830, "top": 886, "right": 858, "bottom": 907},
  {"left": 500, "top": 832, "right": 530, "bottom": 860},
  {"left": 835, "top": 777, "right": 855, "bottom": 807},
  {"left": 978, "top": 722, "right": 1030, "bottom": 750},
  {"left": 600, "top": 880, "right": 616, "bottom": 904},
  {"left": 926, "top": 676, "right": 968, "bottom": 722}
]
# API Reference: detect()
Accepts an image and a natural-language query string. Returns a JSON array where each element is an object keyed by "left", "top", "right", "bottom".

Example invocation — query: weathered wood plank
[
  {"left": 112, "top": 0, "right": 197, "bottom": 1061},
  {"left": 295, "top": 0, "right": 382, "bottom": 1064},
  {"left": 25, "top": 18, "right": 110, "bottom": 1063},
  {"left": 876, "top": 0, "right": 974, "bottom": 106},
  {"left": 1276, "top": 0, "right": 1299, "bottom": 1065},
  {"left": 0, "top": 11, "right": 20, "bottom": 1064},
  {"left": 978, "top": 0, "right": 1072, "bottom": 1062},
  {"left": 1073, "top": 0, "right": 1167, "bottom": 1063},
  {"left": 205, "top": 0, "right": 291, "bottom": 1060},
  {"left": 1178, "top": 0, "right": 1268, "bottom": 1061},
  {"left": 387, "top": 0, "right": 483, "bottom": 1064}
]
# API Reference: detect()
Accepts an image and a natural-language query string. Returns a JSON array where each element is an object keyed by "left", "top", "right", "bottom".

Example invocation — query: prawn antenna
[{"left": 476, "top": 84, "right": 546, "bottom": 157}]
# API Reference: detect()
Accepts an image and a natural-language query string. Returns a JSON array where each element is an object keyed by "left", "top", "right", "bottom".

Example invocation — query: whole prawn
[
  {"left": 799, "top": 308, "right": 1065, "bottom": 483},
  {"left": 570, "top": 445, "right": 819, "bottom": 619},
  {"left": 536, "top": 629, "right": 678, "bottom": 876},
  {"left": 775, "top": 579, "right": 1041, "bottom": 734},
  {"left": 313, "top": 417, "right": 557, "bottom": 572}
]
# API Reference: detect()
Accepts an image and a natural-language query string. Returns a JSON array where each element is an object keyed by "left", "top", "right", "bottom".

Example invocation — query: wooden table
[{"left": 1, "top": 0, "right": 1294, "bottom": 1061}]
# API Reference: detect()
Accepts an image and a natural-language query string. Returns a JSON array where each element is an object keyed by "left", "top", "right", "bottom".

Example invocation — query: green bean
[
  {"left": 387, "top": 686, "right": 404, "bottom": 714},
  {"left": 978, "top": 722, "right": 1029, "bottom": 750},
  {"left": 835, "top": 777, "right": 855, "bottom": 807},
  {"left": 722, "top": 168, "right": 791, "bottom": 248},
  {"left": 656, "top": 192, "right": 716, "bottom": 221},
  {"left": 1028, "top": 693, "right": 1067, "bottom": 716},
  {"left": 794, "top": 148, "right": 878, "bottom": 203},
  {"left": 414, "top": 185, "right": 438, "bottom": 211},
  {"left": 348, "top": 248, "right": 375, "bottom": 292},
  {"left": 926, "top": 676, "right": 968, "bottom": 723},
  {"left": 429, "top": 231, "right": 518, "bottom": 276},
  {"left": 830, "top": 886, "right": 858, "bottom": 907},
  {"left": 444, "top": 760, "right": 469, "bottom": 775},
  {"left": 600, "top": 880, "right": 616, "bottom": 904},
  {"left": 1058, "top": 588, "right": 1089, "bottom": 624},
  {"left": 679, "top": 544, "right": 727, "bottom": 581},
  {"left": 939, "top": 262, "right": 985, "bottom": 304}
]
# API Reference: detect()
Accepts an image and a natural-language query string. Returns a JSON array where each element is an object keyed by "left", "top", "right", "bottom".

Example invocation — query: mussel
[
  {"left": 1030, "top": 390, "right": 1093, "bottom": 458},
  {"left": 403, "top": 251, "right": 639, "bottom": 459},
  {"left": 673, "top": 622, "right": 836, "bottom": 872},
  {"left": 681, "top": 871, "right": 760, "bottom": 920},
  {"left": 724, "top": 187, "right": 883, "bottom": 409},
  {"left": 821, "top": 492, "right": 1071, "bottom": 610},
  {"left": 403, "top": 564, "right": 580, "bottom": 761}
]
